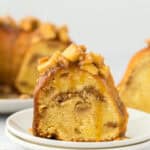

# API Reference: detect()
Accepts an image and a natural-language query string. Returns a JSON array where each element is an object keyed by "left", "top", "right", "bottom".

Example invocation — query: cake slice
[
  {"left": 33, "top": 44, "right": 128, "bottom": 141},
  {"left": 118, "top": 40, "right": 150, "bottom": 113}
]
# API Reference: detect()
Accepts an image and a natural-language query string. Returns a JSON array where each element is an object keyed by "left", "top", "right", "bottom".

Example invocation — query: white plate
[
  {"left": 0, "top": 98, "right": 33, "bottom": 114},
  {"left": 5, "top": 126, "right": 150, "bottom": 150},
  {"left": 6, "top": 108, "right": 150, "bottom": 149}
]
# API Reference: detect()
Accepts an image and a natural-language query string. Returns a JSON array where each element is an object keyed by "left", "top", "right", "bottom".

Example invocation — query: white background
[{"left": 0, "top": 0, "right": 150, "bottom": 83}]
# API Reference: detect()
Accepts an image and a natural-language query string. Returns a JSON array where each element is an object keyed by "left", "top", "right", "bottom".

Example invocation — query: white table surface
[
  {"left": 1, "top": 114, "right": 150, "bottom": 150},
  {"left": 0, "top": 115, "right": 23, "bottom": 150}
]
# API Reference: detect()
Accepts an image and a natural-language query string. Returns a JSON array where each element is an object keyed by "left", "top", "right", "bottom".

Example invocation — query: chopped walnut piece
[
  {"left": 39, "top": 23, "right": 56, "bottom": 40},
  {"left": 58, "top": 56, "right": 69, "bottom": 67},
  {"left": 90, "top": 52, "right": 104, "bottom": 67},
  {"left": 79, "top": 53, "right": 93, "bottom": 65},
  {"left": 20, "top": 16, "right": 40, "bottom": 31},
  {"left": 58, "top": 25, "right": 70, "bottom": 43},
  {"left": 0, "top": 16, "right": 16, "bottom": 27},
  {"left": 38, "top": 51, "right": 61, "bottom": 73},
  {"left": 79, "top": 45, "right": 86, "bottom": 51},
  {"left": 80, "top": 64, "right": 99, "bottom": 75},
  {"left": 62, "top": 44, "right": 85, "bottom": 62}
]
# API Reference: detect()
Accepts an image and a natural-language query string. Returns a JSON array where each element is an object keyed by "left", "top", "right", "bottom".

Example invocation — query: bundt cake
[
  {"left": 33, "top": 44, "right": 128, "bottom": 141},
  {"left": 118, "top": 40, "right": 150, "bottom": 113},
  {"left": 0, "top": 16, "right": 70, "bottom": 98}
]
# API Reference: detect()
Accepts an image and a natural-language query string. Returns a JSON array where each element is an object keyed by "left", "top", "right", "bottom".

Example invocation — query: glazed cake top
[
  {"left": 37, "top": 44, "right": 110, "bottom": 77},
  {"left": 0, "top": 16, "right": 70, "bottom": 43}
]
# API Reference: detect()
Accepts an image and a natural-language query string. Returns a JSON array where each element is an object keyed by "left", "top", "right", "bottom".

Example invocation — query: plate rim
[
  {"left": 5, "top": 127, "right": 150, "bottom": 150},
  {"left": 0, "top": 98, "right": 33, "bottom": 114},
  {"left": 5, "top": 129, "right": 63, "bottom": 150},
  {"left": 6, "top": 108, "right": 150, "bottom": 149},
  {"left": 0, "top": 98, "right": 33, "bottom": 102}
]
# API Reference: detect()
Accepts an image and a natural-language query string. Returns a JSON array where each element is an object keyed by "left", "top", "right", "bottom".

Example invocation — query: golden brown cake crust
[
  {"left": 33, "top": 44, "right": 128, "bottom": 141},
  {"left": 118, "top": 46, "right": 150, "bottom": 89},
  {"left": 118, "top": 42, "right": 150, "bottom": 113}
]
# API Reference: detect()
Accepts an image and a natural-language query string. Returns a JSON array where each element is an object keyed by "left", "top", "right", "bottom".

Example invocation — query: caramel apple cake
[
  {"left": 118, "top": 40, "right": 150, "bottom": 113},
  {"left": 33, "top": 44, "right": 128, "bottom": 141},
  {"left": 0, "top": 16, "right": 70, "bottom": 98}
]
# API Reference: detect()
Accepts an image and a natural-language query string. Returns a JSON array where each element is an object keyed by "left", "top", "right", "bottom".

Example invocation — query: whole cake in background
[
  {"left": 33, "top": 44, "right": 128, "bottom": 141},
  {"left": 118, "top": 40, "right": 150, "bottom": 113},
  {"left": 0, "top": 16, "right": 71, "bottom": 98}
]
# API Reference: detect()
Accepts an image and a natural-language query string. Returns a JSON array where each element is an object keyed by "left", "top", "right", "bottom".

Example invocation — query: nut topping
[
  {"left": 0, "top": 16, "right": 16, "bottom": 27},
  {"left": 37, "top": 44, "right": 107, "bottom": 76},
  {"left": 58, "top": 25, "right": 70, "bottom": 43},
  {"left": 20, "top": 16, "right": 40, "bottom": 31},
  {"left": 38, "top": 51, "right": 61, "bottom": 73},
  {"left": 80, "top": 64, "right": 99, "bottom": 75},
  {"left": 39, "top": 23, "right": 56, "bottom": 40},
  {"left": 62, "top": 44, "right": 85, "bottom": 62}
]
